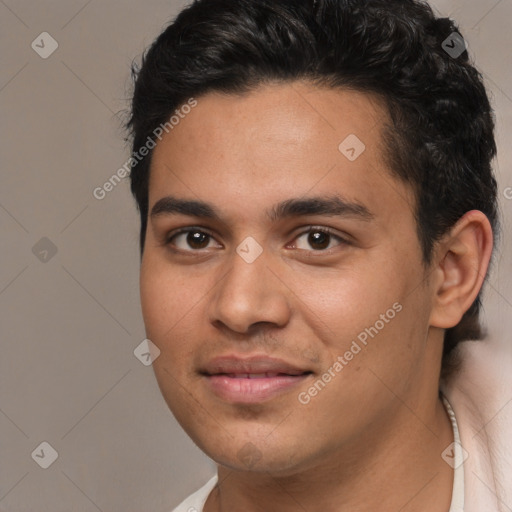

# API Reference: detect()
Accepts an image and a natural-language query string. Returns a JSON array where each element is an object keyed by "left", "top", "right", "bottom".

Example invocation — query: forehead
[
  {"left": 148, "top": 82, "right": 415, "bottom": 225},
  {"left": 152, "top": 81, "right": 386, "bottom": 163}
]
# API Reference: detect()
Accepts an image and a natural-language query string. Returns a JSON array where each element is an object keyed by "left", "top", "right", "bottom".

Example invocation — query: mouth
[
  {"left": 215, "top": 371, "right": 312, "bottom": 378},
  {"left": 202, "top": 373, "right": 313, "bottom": 403},
  {"left": 200, "top": 355, "right": 314, "bottom": 403}
]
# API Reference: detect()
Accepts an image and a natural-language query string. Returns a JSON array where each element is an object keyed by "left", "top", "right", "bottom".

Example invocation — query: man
[{"left": 126, "top": 0, "right": 511, "bottom": 510}]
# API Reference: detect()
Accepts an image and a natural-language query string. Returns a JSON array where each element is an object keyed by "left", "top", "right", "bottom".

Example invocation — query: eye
[
  {"left": 292, "top": 227, "right": 347, "bottom": 251},
  {"left": 164, "top": 226, "right": 348, "bottom": 253},
  {"left": 166, "top": 228, "right": 220, "bottom": 251}
]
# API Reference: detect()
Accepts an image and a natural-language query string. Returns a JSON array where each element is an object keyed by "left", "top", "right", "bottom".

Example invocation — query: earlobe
[{"left": 429, "top": 210, "right": 493, "bottom": 329}]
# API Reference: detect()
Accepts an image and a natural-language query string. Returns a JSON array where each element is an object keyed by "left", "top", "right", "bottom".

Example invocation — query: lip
[
  {"left": 201, "top": 354, "right": 312, "bottom": 376},
  {"left": 204, "top": 374, "right": 311, "bottom": 403},
  {"left": 200, "top": 354, "right": 313, "bottom": 403}
]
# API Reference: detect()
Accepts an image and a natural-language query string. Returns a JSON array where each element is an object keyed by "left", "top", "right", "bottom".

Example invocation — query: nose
[{"left": 208, "top": 247, "right": 291, "bottom": 334}]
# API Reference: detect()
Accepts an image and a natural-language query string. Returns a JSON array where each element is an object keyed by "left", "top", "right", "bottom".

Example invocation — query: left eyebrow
[
  {"left": 267, "top": 196, "right": 374, "bottom": 222},
  {"left": 149, "top": 195, "right": 374, "bottom": 222}
]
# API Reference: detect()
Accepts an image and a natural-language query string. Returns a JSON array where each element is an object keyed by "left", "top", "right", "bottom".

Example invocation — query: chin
[{"left": 192, "top": 431, "right": 314, "bottom": 476}]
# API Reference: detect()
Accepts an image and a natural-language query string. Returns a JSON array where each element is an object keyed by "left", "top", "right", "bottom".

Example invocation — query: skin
[{"left": 139, "top": 82, "right": 493, "bottom": 511}]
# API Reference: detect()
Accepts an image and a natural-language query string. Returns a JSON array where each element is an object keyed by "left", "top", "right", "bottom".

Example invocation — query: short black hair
[{"left": 126, "top": 0, "right": 499, "bottom": 378}]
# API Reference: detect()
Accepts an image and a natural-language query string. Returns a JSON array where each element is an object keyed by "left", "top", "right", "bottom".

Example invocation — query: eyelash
[{"left": 164, "top": 226, "right": 349, "bottom": 254}]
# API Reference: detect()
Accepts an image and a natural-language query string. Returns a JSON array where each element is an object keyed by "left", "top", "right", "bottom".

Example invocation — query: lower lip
[{"left": 203, "top": 374, "right": 311, "bottom": 403}]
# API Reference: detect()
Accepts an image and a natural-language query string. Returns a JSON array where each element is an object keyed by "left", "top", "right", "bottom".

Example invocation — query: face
[{"left": 140, "top": 82, "right": 439, "bottom": 475}]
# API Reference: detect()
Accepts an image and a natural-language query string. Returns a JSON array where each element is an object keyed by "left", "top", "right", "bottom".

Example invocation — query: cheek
[
  {"left": 140, "top": 265, "right": 169, "bottom": 338},
  {"left": 140, "top": 260, "right": 198, "bottom": 347},
  {"left": 290, "top": 259, "right": 428, "bottom": 379},
  {"left": 290, "top": 274, "right": 429, "bottom": 435},
  {"left": 291, "top": 264, "right": 399, "bottom": 341},
  {"left": 140, "top": 264, "right": 201, "bottom": 409}
]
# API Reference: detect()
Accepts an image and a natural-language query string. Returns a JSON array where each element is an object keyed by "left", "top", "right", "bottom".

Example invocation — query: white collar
[{"left": 441, "top": 393, "right": 465, "bottom": 512}]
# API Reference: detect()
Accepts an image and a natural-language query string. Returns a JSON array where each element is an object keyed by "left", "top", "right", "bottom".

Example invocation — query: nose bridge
[{"left": 209, "top": 244, "right": 290, "bottom": 333}]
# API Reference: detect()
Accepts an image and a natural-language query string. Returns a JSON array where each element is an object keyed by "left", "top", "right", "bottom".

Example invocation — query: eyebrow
[{"left": 150, "top": 195, "right": 374, "bottom": 222}]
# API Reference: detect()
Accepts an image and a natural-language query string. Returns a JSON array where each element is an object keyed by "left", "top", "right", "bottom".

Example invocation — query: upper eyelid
[
  {"left": 166, "top": 225, "right": 348, "bottom": 249},
  {"left": 291, "top": 226, "right": 349, "bottom": 248},
  {"left": 165, "top": 227, "right": 221, "bottom": 246}
]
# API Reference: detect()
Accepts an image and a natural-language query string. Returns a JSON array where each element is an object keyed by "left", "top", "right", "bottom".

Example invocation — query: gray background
[{"left": 1, "top": 0, "right": 511, "bottom": 510}]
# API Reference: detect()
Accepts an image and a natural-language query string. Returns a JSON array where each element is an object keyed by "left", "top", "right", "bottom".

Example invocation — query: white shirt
[{"left": 171, "top": 475, "right": 217, "bottom": 512}]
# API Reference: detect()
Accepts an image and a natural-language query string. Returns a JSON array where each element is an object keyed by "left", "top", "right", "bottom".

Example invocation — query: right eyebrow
[{"left": 150, "top": 196, "right": 220, "bottom": 220}]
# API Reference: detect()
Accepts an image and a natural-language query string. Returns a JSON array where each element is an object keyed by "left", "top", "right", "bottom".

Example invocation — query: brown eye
[
  {"left": 186, "top": 231, "right": 210, "bottom": 249},
  {"left": 293, "top": 227, "right": 347, "bottom": 252},
  {"left": 308, "top": 231, "right": 331, "bottom": 250},
  {"left": 166, "top": 229, "right": 219, "bottom": 251}
]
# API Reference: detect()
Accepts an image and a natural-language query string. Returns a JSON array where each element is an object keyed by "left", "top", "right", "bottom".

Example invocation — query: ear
[{"left": 429, "top": 210, "right": 494, "bottom": 329}]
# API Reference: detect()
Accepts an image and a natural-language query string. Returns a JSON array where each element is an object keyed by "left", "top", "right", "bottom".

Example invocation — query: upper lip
[{"left": 201, "top": 355, "right": 312, "bottom": 376}]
